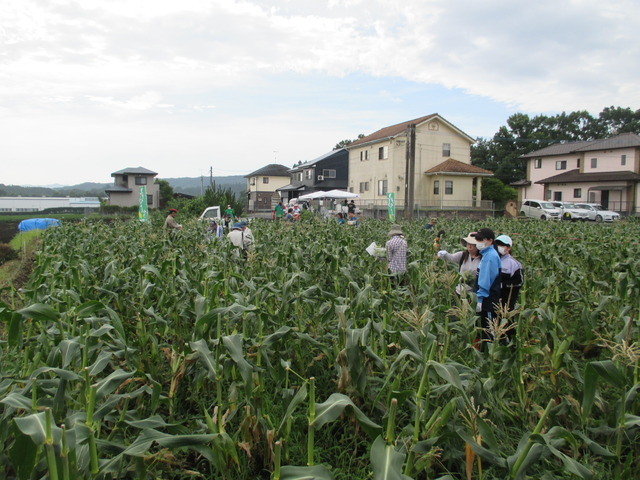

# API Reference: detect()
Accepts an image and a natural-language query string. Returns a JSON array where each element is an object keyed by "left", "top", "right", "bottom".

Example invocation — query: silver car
[
  {"left": 550, "top": 201, "right": 590, "bottom": 221},
  {"left": 520, "top": 199, "right": 562, "bottom": 220},
  {"left": 574, "top": 203, "right": 621, "bottom": 222}
]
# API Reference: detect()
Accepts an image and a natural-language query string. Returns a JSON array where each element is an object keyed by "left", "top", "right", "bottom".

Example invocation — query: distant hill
[{"left": 0, "top": 176, "right": 246, "bottom": 199}]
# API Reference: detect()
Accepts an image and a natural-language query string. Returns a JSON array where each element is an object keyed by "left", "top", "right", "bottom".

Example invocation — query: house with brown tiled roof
[
  {"left": 517, "top": 132, "right": 640, "bottom": 213},
  {"left": 346, "top": 114, "right": 491, "bottom": 212}
]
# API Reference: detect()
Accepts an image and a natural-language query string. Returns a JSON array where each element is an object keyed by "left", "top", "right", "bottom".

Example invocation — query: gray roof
[
  {"left": 536, "top": 168, "right": 640, "bottom": 184},
  {"left": 289, "top": 149, "right": 347, "bottom": 172},
  {"left": 520, "top": 133, "right": 640, "bottom": 158},
  {"left": 105, "top": 185, "right": 133, "bottom": 193},
  {"left": 245, "top": 164, "right": 291, "bottom": 177},
  {"left": 111, "top": 166, "right": 158, "bottom": 176}
]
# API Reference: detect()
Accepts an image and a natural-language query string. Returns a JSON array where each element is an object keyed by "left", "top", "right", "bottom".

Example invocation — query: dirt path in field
[{"left": 0, "top": 236, "right": 38, "bottom": 309}]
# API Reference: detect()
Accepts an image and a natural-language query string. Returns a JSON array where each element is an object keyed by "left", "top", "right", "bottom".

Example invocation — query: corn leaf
[
  {"left": 313, "top": 393, "right": 382, "bottom": 438},
  {"left": 370, "top": 436, "right": 410, "bottom": 480},
  {"left": 279, "top": 464, "right": 335, "bottom": 479}
]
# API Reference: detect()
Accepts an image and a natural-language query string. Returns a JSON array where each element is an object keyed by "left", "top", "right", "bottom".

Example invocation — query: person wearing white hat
[
  {"left": 437, "top": 232, "right": 481, "bottom": 298},
  {"left": 494, "top": 234, "right": 523, "bottom": 314},
  {"left": 386, "top": 224, "right": 407, "bottom": 275}
]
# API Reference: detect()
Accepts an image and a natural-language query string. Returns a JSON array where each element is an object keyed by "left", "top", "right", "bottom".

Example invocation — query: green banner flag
[
  {"left": 386, "top": 192, "right": 395, "bottom": 222},
  {"left": 138, "top": 186, "right": 149, "bottom": 222}
]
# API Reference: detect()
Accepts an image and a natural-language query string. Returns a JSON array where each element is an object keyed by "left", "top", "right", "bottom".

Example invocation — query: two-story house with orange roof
[
  {"left": 517, "top": 132, "right": 640, "bottom": 213},
  {"left": 346, "top": 114, "right": 492, "bottom": 213},
  {"left": 106, "top": 167, "right": 160, "bottom": 209}
]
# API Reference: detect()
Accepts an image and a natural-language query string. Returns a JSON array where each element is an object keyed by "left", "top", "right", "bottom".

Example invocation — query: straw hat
[{"left": 460, "top": 232, "right": 477, "bottom": 246}]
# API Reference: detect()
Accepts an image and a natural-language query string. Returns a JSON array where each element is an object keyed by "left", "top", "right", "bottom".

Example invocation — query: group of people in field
[
  {"left": 384, "top": 220, "right": 523, "bottom": 349},
  {"left": 163, "top": 205, "right": 254, "bottom": 255}
]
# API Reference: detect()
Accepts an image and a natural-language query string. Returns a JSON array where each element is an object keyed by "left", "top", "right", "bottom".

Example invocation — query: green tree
[
  {"left": 155, "top": 179, "right": 174, "bottom": 209},
  {"left": 334, "top": 134, "right": 365, "bottom": 149},
  {"left": 598, "top": 106, "right": 640, "bottom": 135},
  {"left": 470, "top": 108, "right": 639, "bottom": 184},
  {"left": 480, "top": 177, "right": 518, "bottom": 208},
  {"left": 167, "top": 185, "right": 243, "bottom": 219}
]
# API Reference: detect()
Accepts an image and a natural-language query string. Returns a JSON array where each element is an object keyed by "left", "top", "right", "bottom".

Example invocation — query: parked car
[
  {"left": 519, "top": 199, "right": 562, "bottom": 220},
  {"left": 550, "top": 201, "right": 590, "bottom": 221},
  {"left": 574, "top": 203, "right": 621, "bottom": 222},
  {"left": 198, "top": 206, "right": 221, "bottom": 221}
]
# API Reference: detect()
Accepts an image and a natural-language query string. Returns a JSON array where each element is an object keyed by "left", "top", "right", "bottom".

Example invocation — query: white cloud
[{"left": 1, "top": 0, "right": 639, "bottom": 184}]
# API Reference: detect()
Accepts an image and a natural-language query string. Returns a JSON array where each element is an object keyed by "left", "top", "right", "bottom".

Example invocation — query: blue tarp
[{"left": 18, "top": 218, "right": 61, "bottom": 232}]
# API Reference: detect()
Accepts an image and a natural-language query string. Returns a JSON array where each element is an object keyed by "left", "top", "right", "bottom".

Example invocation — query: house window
[
  {"left": 250, "top": 178, "right": 256, "bottom": 185},
  {"left": 305, "top": 170, "right": 312, "bottom": 180},
  {"left": 322, "top": 169, "right": 336, "bottom": 178},
  {"left": 378, "top": 180, "right": 388, "bottom": 195},
  {"left": 378, "top": 146, "right": 389, "bottom": 160},
  {"left": 360, "top": 150, "right": 369, "bottom": 161},
  {"left": 554, "top": 191, "right": 562, "bottom": 201},
  {"left": 442, "top": 143, "right": 451, "bottom": 157},
  {"left": 577, "top": 158, "right": 581, "bottom": 168},
  {"left": 297, "top": 173, "right": 303, "bottom": 182},
  {"left": 573, "top": 188, "right": 582, "bottom": 198},
  {"left": 545, "top": 190, "right": 552, "bottom": 200},
  {"left": 445, "top": 180, "right": 453, "bottom": 195},
  {"left": 621, "top": 154, "right": 627, "bottom": 166},
  {"left": 263, "top": 177, "right": 269, "bottom": 184},
  {"left": 534, "top": 159, "right": 542, "bottom": 169},
  {"left": 135, "top": 176, "right": 147, "bottom": 185},
  {"left": 433, "top": 180, "right": 440, "bottom": 195},
  {"left": 359, "top": 182, "right": 369, "bottom": 193},
  {"left": 591, "top": 157, "right": 597, "bottom": 168},
  {"left": 146, "top": 194, "right": 153, "bottom": 206},
  {"left": 556, "top": 161, "right": 567, "bottom": 170}
]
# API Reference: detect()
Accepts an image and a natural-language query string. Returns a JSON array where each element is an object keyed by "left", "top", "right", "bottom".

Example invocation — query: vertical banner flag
[
  {"left": 386, "top": 192, "right": 395, "bottom": 222},
  {"left": 138, "top": 186, "right": 149, "bottom": 222}
]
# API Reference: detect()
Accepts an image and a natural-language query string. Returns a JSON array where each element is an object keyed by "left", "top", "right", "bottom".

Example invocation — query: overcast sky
[{"left": 2, "top": 0, "right": 639, "bottom": 186}]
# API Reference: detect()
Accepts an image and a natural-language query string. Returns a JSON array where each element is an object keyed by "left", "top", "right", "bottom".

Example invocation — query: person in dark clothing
[{"left": 494, "top": 235, "right": 523, "bottom": 312}]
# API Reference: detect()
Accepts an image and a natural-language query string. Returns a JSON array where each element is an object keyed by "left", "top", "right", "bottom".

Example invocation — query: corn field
[{"left": 1, "top": 216, "right": 639, "bottom": 479}]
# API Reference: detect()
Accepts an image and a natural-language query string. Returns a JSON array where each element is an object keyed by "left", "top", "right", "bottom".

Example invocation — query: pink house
[{"left": 515, "top": 133, "right": 640, "bottom": 214}]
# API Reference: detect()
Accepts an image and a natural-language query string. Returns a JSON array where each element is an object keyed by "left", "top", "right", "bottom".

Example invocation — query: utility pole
[
  {"left": 209, "top": 166, "right": 214, "bottom": 191},
  {"left": 403, "top": 124, "right": 416, "bottom": 220}
]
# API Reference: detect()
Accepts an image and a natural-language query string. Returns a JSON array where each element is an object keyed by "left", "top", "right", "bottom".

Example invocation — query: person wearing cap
[
  {"left": 240, "top": 221, "right": 255, "bottom": 249},
  {"left": 386, "top": 224, "right": 407, "bottom": 275},
  {"left": 163, "top": 208, "right": 182, "bottom": 231},
  {"left": 227, "top": 222, "right": 252, "bottom": 255},
  {"left": 473, "top": 228, "right": 502, "bottom": 347},
  {"left": 437, "top": 232, "right": 481, "bottom": 298},
  {"left": 494, "top": 234, "right": 523, "bottom": 314},
  {"left": 206, "top": 219, "right": 224, "bottom": 242},
  {"left": 224, "top": 204, "right": 236, "bottom": 221}
]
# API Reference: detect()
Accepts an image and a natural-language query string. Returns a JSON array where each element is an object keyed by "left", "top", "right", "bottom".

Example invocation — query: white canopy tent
[{"left": 299, "top": 190, "right": 359, "bottom": 200}]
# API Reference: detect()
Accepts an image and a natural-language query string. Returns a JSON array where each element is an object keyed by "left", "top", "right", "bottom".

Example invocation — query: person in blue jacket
[{"left": 473, "top": 228, "right": 502, "bottom": 349}]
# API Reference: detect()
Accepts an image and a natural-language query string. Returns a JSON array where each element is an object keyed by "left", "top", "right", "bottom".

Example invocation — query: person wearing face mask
[
  {"left": 437, "top": 232, "right": 481, "bottom": 299},
  {"left": 473, "top": 228, "right": 502, "bottom": 348},
  {"left": 494, "top": 235, "right": 523, "bottom": 313}
]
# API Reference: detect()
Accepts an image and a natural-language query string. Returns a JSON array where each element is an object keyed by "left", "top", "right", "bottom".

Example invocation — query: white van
[
  {"left": 519, "top": 199, "right": 561, "bottom": 220},
  {"left": 198, "top": 206, "right": 221, "bottom": 221}
]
